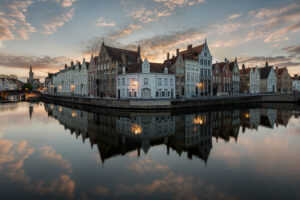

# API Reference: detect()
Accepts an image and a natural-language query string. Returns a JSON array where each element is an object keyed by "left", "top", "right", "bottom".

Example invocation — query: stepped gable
[{"left": 104, "top": 45, "right": 140, "bottom": 63}]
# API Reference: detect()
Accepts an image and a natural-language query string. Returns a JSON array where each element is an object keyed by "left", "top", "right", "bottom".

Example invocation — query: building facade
[
  {"left": 212, "top": 62, "right": 232, "bottom": 95},
  {"left": 249, "top": 67, "right": 260, "bottom": 94},
  {"left": 116, "top": 59, "right": 175, "bottom": 99},
  {"left": 292, "top": 74, "right": 300, "bottom": 92},
  {"left": 275, "top": 66, "right": 292, "bottom": 94},
  {"left": 74, "top": 59, "right": 89, "bottom": 96},
  {"left": 226, "top": 58, "right": 240, "bottom": 94},
  {"left": 259, "top": 62, "right": 277, "bottom": 93},
  {"left": 88, "top": 42, "right": 141, "bottom": 98},
  {"left": 164, "top": 41, "right": 213, "bottom": 99}
]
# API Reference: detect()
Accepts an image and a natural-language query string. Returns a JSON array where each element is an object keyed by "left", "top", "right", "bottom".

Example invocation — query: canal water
[{"left": 0, "top": 102, "right": 299, "bottom": 200}]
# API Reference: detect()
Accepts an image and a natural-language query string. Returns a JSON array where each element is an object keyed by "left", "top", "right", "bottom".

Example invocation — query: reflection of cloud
[
  {"left": 39, "top": 146, "right": 73, "bottom": 173},
  {"left": 93, "top": 186, "right": 109, "bottom": 195},
  {"left": 127, "top": 158, "right": 169, "bottom": 175},
  {"left": 33, "top": 174, "right": 75, "bottom": 199},
  {"left": 0, "top": 139, "right": 75, "bottom": 199},
  {"left": 117, "top": 172, "right": 234, "bottom": 200}
]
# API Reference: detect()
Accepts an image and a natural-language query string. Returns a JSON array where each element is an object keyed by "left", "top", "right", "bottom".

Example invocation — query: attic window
[{"left": 204, "top": 53, "right": 207, "bottom": 57}]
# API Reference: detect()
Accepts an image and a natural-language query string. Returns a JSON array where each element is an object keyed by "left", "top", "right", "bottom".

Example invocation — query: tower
[{"left": 29, "top": 66, "right": 34, "bottom": 83}]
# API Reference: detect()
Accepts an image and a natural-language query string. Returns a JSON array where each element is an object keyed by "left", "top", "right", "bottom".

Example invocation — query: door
[{"left": 118, "top": 89, "right": 120, "bottom": 99}]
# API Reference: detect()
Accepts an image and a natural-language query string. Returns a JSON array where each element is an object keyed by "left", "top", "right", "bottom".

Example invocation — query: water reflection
[{"left": 43, "top": 103, "right": 294, "bottom": 164}]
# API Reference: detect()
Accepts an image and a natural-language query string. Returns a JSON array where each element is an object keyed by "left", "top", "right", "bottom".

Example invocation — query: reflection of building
[
  {"left": 276, "top": 110, "right": 293, "bottom": 127},
  {"left": 240, "top": 109, "right": 260, "bottom": 132},
  {"left": 29, "top": 103, "right": 33, "bottom": 118},
  {"left": 117, "top": 113, "right": 175, "bottom": 153},
  {"left": 260, "top": 108, "right": 277, "bottom": 129},
  {"left": 43, "top": 103, "right": 292, "bottom": 165},
  {"left": 169, "top": 112, "right": 213, "bottom": 162}
]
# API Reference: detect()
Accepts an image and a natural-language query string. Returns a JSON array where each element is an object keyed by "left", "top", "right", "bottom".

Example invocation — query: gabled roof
[
  {"left": 104, "top": 45, "right": 140, "bottom": 63},
  {"left": 259, "top": 66, "right": 272, "bottom": 79},
  {"left": 121, "top": 62, "right": 174, "bottom": 74},
  {"left": 164, "top": 43, "right": 205, "bottom": 64}
]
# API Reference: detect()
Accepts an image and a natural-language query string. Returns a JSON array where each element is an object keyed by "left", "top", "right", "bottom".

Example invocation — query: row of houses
[
  {"left": 0, "top": 75, "right": 23, "bottom": 91},
  {"left": 45, "top": 40, "right": 297, "bottom": 99}
]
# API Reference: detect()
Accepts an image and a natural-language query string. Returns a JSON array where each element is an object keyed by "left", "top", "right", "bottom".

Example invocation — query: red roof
[{"left": 164, "top": 44, "right": 205, "bottom": 64}]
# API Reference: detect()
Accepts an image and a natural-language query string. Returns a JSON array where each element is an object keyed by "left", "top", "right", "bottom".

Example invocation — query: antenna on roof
[
  {"left": 205, "top": 38, "right": 207, "bottom": 44},
  {"left": 102, "top": 38, "right": 105, "bottom": 45}
]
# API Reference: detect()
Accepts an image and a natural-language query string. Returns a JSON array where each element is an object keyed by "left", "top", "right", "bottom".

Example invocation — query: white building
[
  {"left": 292, "top": 75, "right": 300, "bottom": 92},
  {"left": 184, "top": 42, "right": 213, "bottom": 98},
  {"left": 116, "top": 59, "right": 176, "bottom": 99},
  {"left": 259, "top": 62, "right": 277, "bottom": 93},
  {"left": 53, "top": 63, "right": 75, "bottom": 95},
  {"left": 249, "top": 67, "right": 260, "bottom": 94},
  {"left": 74, "top": 59, "right": 89, "bottom": 96}
]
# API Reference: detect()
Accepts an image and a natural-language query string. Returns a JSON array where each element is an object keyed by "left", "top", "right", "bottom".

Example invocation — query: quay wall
[{"left": 41, "top": 93, "right": 300, "bottom": 110}]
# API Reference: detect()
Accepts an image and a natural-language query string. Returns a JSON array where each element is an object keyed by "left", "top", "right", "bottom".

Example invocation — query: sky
[{"left": 0, "top": 0, "right": 299, "bottom": 81}]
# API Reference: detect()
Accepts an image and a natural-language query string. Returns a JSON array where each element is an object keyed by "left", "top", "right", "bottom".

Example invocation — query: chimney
[
  {"left": 167, "top": 53, "right": 170, "bottom": 60},
  {"left": 176, "top": 48, "right": 179, "bottom": 56},
  {"left": 225, "top": 58, "right": 228, "bottom": 63},
  {"left": 83, "top": 57, "right": 85, "bottom": 63},
  {"left": 65, "top": 64, "right": 67, "bottom": 69},
  {"left": 187, "top": 45, "right": 192, "bottom": 52},
  {"left": 122, "top": 54, "right": 127, "bottom": 65},
  {"left": 71, "top": 61, "right": 74, "bottom": 66},
  {"left": 137, "top": 45, "right": 141, "bottom": 55}
]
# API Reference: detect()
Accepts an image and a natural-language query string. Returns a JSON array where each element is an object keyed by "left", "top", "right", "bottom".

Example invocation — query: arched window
[{"left": 142, "top": 88, "right": 151, "bottom": 98}]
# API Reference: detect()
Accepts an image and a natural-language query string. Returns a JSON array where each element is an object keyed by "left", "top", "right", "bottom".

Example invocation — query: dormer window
[
  {"left": 204, "top": 52, "right": 207, "bottom": 57},
  {"left": 164, "top": 67, "right": 168, "bottom": 74}
]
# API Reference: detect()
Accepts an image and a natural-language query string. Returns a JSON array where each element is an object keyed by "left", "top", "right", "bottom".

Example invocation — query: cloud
[
  {"left": 238, "top": 55, "right": 300, "bottom": 72},
  {"left": 95, "top": 17, "right": 115, "bottom": 27},
  {"left": 0, "top": 52, "right": 72, "bottom": 73},
  {"left": 154, "top": 0, "right": 205, "bottom": 10},
  {"left": 227, "top": 14, "right": 241, "bottom": 20},
  {"left": 283, "top": 45, "right": 300, "bottom": 55},
  {"left": 41, "top": 7, "right": 75, "bottom": 35},
  {"left": 53, "top": 0, "right": 76, "bottom": 8},
  {"left": 0, "top": 0, "right": 35, "bottom": 41}
]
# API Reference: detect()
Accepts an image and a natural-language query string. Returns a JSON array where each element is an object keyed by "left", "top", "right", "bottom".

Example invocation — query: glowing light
[
  {"left": 71, "top": 110, "right": 77, "bottom": 117},
  {"left": 59, "top": 106, "right": 62, "bottom": 112},
  {"left": 193, "top": 116, "right": 203, "bottom": 125},
  {"left": 58, "top": 85, "right": 62, "bottom": 90},
  {"left": 197, "top": 82, "right": 204, "bottom": 89},
  {"left": 131, "top": 124, "right": 142, "bottom": 135},
  {"left": 244, "top": 113, "right": 250, "bottom": 118},
  {"left": 70, "top": 85, "right": 76, "bottom": 91}
]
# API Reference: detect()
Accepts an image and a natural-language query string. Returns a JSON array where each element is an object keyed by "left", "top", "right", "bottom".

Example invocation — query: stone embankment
[{"left": 41, "top": 93, "right": 300, "bottom": 110}]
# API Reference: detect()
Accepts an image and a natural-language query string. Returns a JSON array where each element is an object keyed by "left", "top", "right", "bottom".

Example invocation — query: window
[
  {"left": 204, "top": 60, "right": 207, "bottom": 66},
  {"left": 162, "top": 91, "right": 165, "bottom": 97},
  {"left": 187, "top": 72, "right": 190, "bottom": 81},
  {"left": 200, "top": 59, "right": 203, "bottom": 65},
  {"left": 144, "top": 78, "right": 148, "bottom": 85},
  {"left": 170, "top": 79, "right": 174, "bottom": 86},
  {"left": 208, "top": 60, "right": 211, "bottom": 66},
  {"left": 156, "top": 91, "right": 159, "bottom": 97},
  {"left": 118, "top": 78, "right": 120, "bottom": 86},
  {"left": 164, "top": 78, "right": 168, "bottom": 86},
  {"left": 165, "top": 89, "right": 168, "bottom": 97},
  {"left": 201, "top": 69, "right": 203, "bottom": 76},
  {"left": 122, "top": 78, "right": 125, "bottom": 86},
  {"left": 158, "top": 78, "right": 162, "bottom": 86}
]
